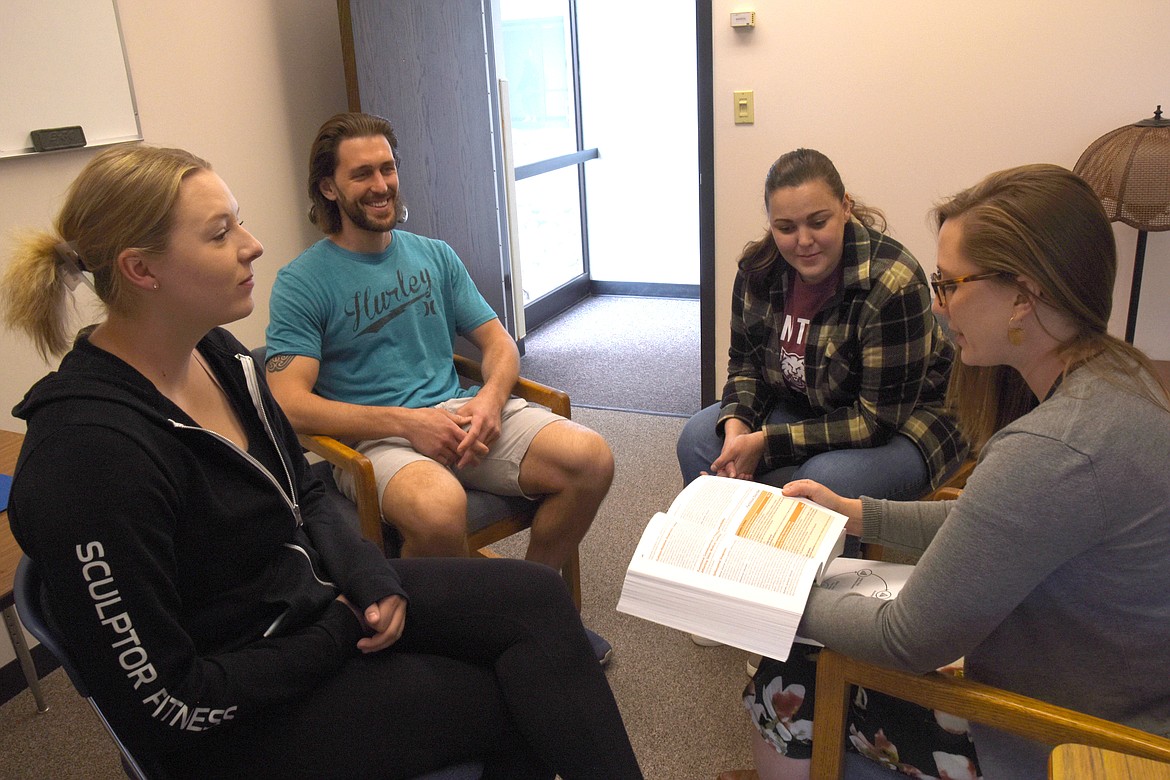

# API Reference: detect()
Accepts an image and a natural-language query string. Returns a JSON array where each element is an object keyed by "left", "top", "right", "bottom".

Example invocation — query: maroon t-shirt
[{"left": 777, "top": 265, "right": 842, "bottom": 394}]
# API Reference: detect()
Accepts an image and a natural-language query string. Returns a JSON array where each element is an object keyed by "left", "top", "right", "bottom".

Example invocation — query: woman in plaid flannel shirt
[
  {"left": 681, "top": 149, "right": 977, "bottom": 778},
  {"left": 678, "top": 149, "right": 968, "bottom": 532}
]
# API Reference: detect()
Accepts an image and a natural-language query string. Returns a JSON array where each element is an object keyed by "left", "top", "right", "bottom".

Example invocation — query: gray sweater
[{"left": 800, "top": 363, "right": 1170, "bottom": 778}]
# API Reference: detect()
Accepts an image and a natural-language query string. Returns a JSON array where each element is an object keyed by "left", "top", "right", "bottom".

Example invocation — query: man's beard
[{"left": 337, "top": 189, "right": 407, "bottom": 233}]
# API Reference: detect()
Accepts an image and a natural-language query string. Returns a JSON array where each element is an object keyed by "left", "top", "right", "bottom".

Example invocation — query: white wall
[
  {"left": 0, "top": 0, "right": 347, "bottom": 666},
  {"left": 711, "top": 0, "right": 1170, "bottom": 390},
  {"left": 578, "top": 2, "right": 699, "bottom": 285}
]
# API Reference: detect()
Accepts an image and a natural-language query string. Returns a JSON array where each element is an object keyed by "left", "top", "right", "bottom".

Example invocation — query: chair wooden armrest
[
  {"left": 926, "top": 486, "right": 962, "bottom": 501},
  {"left": 453, "top": 354, "right": 570, "bottom": 419},
  {"left": 921, "top": 457, "right": 975, "bottom": 501},
  {"left": 810, "top": 648, "right": 1170, "bottom": 777},
  {"left": 297, "top": 433, "right": 385, "bottom": 548}
]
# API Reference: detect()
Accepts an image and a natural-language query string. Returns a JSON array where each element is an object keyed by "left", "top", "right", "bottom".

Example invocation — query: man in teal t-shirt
[{"left": 265, "top": 113, "right": 614, "bottom": 663}]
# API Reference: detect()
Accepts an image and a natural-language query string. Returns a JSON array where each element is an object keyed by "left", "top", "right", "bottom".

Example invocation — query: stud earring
[
  {"left": 1008, "top": 314, "right": 1025, "bottom": 346},
  {"left": 153, "top": 283, "right": 160, "bottom": 290}
]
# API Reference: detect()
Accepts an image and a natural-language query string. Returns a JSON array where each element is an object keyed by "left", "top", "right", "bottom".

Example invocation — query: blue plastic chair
[
  {"left": 15, "top": 555, "right": 483, "bottom": 779},
  {"left": 15, "top": 555, "right": 154, "bottom": 779}
]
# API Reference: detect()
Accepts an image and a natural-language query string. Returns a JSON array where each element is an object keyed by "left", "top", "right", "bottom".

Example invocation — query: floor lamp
[{"left": 1073, "top": 106, "right": 1170, "bottom": 344}]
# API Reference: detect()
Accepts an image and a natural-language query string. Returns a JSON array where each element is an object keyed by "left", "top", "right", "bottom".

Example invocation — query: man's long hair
[{"left": 307, "top": 112, "right": 402, "bottom": 234}]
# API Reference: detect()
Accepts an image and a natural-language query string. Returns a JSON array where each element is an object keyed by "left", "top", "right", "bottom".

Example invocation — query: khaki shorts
[{"left": 334, "top": 396, "right": 563, "bottom": 507}]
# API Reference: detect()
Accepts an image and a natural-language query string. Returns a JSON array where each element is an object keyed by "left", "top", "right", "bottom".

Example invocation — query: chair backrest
[{"left": 15, "top": 556, "right": 154, "bottom": 780}]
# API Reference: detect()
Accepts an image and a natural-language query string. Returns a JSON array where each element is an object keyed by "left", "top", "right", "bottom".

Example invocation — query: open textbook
[{"left": 617, "top": 474, "right": 851, "bottom": 661}]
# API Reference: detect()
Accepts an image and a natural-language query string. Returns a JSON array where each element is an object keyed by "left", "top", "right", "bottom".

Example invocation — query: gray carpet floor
[
  {"left": 0, "top": 407, "right": 753, "bottom": 779},
  {"left": 521, "top": 296, "right": 702, "bottom": 417}
]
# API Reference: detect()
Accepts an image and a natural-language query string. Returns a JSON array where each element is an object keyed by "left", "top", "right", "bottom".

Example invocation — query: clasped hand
[
  {"left": 405, "top": 397, "right": 502, "bottom": 469},
  {"left": 337, "top": 594, "right": 408, "bottom": 654},
  {"left": 709, "top": 420, "right": 766, "bottom": 480}
]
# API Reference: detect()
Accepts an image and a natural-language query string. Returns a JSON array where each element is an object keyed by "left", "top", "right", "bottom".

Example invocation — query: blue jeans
[{"left": 677, "top": 402, "right": 929, "bottom": 501}]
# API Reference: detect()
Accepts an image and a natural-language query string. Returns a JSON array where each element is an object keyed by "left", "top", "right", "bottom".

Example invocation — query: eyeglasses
[{"left": 929, "top": 270, "right": 1011, "bottom": 307}]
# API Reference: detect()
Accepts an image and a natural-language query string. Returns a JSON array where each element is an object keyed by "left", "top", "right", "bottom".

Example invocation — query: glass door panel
[
  {"left": 513, "top": 165, "right": 584, "bottom": 302},
  {"left": 501, "top": 3, "right": 576, "bottom": 166},
  {"left": 500, "top": 0, "right": 589, "bottom": 309}
]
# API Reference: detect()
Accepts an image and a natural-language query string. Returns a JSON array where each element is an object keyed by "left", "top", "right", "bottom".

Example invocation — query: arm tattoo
[{"left": 265, "top": 354, "right": 295, "bottom": 373}]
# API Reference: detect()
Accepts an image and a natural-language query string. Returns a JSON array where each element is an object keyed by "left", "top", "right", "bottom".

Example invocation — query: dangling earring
[{"left": 1008, "top": 314, "right": 1025, "bottom": 346}]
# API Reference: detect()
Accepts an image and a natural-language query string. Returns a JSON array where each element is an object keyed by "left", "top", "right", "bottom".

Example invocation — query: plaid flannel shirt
[{"left": 718, "top": 218, "right": 968, "bottom": 489}]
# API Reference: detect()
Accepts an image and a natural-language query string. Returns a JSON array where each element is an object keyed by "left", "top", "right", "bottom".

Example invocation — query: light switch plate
[{"left": 734, "top": 90, "right": 754, "bottom": 125}]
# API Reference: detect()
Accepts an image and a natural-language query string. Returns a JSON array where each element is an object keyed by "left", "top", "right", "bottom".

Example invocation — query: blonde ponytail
[
  {"left": 2, "top": 231, "right": 81, "bottom": 360},
  {"left": 2, "top": 145, "right": 211, "bottom": 360}
]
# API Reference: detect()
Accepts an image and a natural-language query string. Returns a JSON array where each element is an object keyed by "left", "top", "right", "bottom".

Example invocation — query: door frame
[{"left": 697, "top": 0, "right": 716, "bottom": 408}]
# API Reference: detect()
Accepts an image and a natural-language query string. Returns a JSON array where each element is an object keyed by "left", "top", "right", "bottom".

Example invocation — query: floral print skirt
[{"left": 744, "top": 647, "right": 982, "bottom": 779}]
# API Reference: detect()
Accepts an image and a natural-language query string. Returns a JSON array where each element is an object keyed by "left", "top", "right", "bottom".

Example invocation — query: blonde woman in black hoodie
[{"left": 2, "top": 145, "right": 642, "bottom": 780}]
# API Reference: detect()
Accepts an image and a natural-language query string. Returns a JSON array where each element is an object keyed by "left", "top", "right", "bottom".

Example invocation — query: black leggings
[{"left": 195, "top": 558, "right": 642, "bottom": 780}]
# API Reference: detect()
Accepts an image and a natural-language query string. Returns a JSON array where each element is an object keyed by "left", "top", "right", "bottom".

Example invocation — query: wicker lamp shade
[
  {"left": 1073, "top": 106, "right": 1170, "bottom": 342},
  {"left": 1074, "top": 107, "right": 1170, "bottom": 231}
]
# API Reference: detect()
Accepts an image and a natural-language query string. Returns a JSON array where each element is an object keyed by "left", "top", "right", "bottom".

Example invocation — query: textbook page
[{"left": 666, "top": 475, "right": 845, "bottom": 562}]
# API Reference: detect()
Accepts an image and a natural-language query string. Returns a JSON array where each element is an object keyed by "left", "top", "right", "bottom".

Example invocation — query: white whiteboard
[{"left": 0, "top": 0, "right": 141, "bottom": 158}]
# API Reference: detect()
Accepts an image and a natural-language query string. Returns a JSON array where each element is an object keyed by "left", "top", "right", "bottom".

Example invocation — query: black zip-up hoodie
[{"left": 10, "top": 328, "right": 404, "bottom": 773}]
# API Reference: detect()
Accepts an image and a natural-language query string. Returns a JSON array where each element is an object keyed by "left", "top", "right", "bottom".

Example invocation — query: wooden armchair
[
  {"left": 926, "top": 457, "right": 975, "bottom": 501},
  {"left": 295, "top": 353, "right": 582, "bottom": 610},
  {"left": 810, "top": 647, "right": 1170, "bottom": 776},
  {"left": 815, "top": 470, "right": 1170, "bottom": 776}
]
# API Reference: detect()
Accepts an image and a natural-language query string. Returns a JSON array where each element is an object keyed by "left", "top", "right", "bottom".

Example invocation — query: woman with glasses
[
  {"left": 741, "top": 164, "right": 1170, "bottom": 779},
  {"left": 678, "top": 148, "right": 968, "bottom": 542}
]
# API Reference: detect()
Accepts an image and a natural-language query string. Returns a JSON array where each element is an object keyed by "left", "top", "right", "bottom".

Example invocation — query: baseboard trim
[
  {"left": 589, "top": 281, "right": 699, "bottom": 299},
  {"left": 574, "top": 402, "right": 692, "bottom": 418},
  {"left": 523, "top": 279, "right": 699, "bottom": 333},
  {"left": 0, "top": 644, "right": 60, "bottom": 707},
  {"left": 524, "top": 276, "right": 592, "bottom": 331}
]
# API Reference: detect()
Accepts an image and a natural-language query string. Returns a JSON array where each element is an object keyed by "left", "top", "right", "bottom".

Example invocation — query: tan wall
[
  {"left": 711, "top": 0, "right": 1170, "bottom": 391},
  {"left": 0, "top": 0, "right": 348, "bottom": 431},
  {"left": 0, "top": 0, "right": 347, "bottom": 666}
]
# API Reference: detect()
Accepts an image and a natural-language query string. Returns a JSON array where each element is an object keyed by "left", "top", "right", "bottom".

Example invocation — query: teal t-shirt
[{"left": 265, "top": 232, "right": 497, "bottom": 409}]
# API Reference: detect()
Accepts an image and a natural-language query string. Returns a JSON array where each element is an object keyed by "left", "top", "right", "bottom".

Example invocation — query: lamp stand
[{"left": 1126, "top": 230, "right": 1147, "bottom": 344}]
